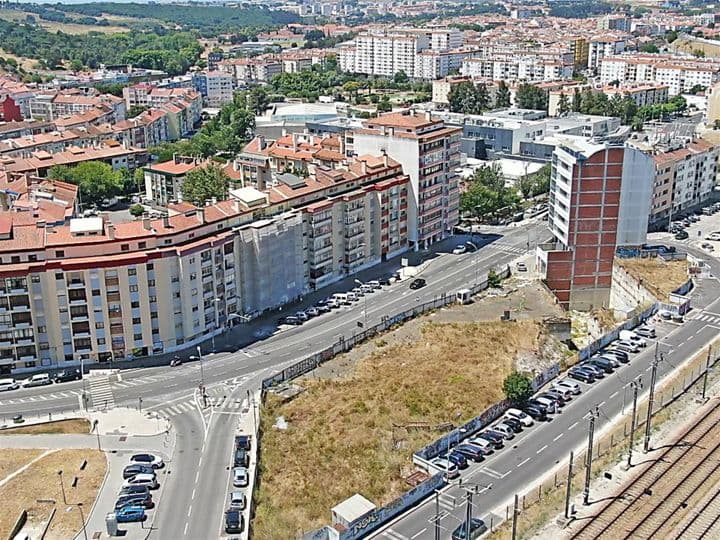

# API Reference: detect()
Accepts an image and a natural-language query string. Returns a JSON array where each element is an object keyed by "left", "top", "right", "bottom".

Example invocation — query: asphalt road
[
  {"left": 372, "top": 253, "right": 720, "bottom": 540},
  {"left": 0, "top": 219, "right": 546, "bottom": 539}
]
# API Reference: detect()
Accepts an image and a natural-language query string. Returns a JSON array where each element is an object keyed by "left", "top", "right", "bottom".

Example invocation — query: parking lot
[{"left": 657, "top": 201, "right": 720, "bottom": 258}]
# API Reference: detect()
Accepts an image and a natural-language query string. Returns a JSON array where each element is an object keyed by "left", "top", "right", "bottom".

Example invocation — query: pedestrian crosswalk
[
  {"left": 488, "top": 242, "right": 528, "bottom": 255},
  {"left": 152, "top": 391, "right": 249, "bottom": 419},
  {"left": 155, "top": 400, "right": 197, "bottom": 417},
  {"left": 689, "top": 312, "right": 720, "bottom": 326},
  {"left": 87, "top": 375, "right": 115, "bottom": 410},
  {"left": 112, "top": 374, "right": 172, "bottom": 389}
]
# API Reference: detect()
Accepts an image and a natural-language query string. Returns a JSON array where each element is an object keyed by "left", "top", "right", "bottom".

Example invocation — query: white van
[
  {"left": 332, "top": 293, "right": 351, "bottom": 306},
  {"left": 22, "top": 373, "right": 51, "bottom": 388},
  {"left": 456, "top": 289, "right": 472, "bottom": 305},
  {"left": 346, "top": 292, "right": 359, "bottom": 302},
  {"left": 0, "top": 378, "right": 18, "bottom": 391},
  {"left": 619, "top": 330, "right": 647, "bottom": 347}
]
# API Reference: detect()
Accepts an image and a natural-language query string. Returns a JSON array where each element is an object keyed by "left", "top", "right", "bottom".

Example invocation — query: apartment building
[
  {"left": 600, "top": 54, "right": 720, "bottom": 95},
  {"left": 219, "top": 58, "right": 283, "bottom": 85},
  {"left": 113, "top": 109, "right": 169, "bottom": 149},
  {"left": 193, "top": 71, "right": 235, "bottom": 108},
  {"left": 353, "top": 110, "right": 461, "bottom": 247},
  {"left": 29, "top": 92, "right": 126, "bottom": 123},
  {"left": 122, "top": 85, "right": 203, "bottom": 125},
  {"left": 547, "top": 83, "right": 669, "bottom": 116},
  {"left": 143, "top": 156, "right": 207, "bottom": 206},
  {"left": 0, "top": 153, "right": 409, "bottom": 375},
  {"left": 648, "top": 139, "right": 719, "bottom": 225},
  {"left": 432, "top": 76, "right": 473, "bottom": 105},
  {"left": 461, "top": 52, "right": 574, "bottom": 83},
  {"left": 588, "top": 34, "right": 627, "bottom": 73},
  {"left": 536, "top": 140, "right": 654, "bottom": 310}
]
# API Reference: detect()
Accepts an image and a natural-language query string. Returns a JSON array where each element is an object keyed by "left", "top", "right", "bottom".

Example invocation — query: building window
[
  {"left": 25, "top": 361, "right": 36, "bottom": 368},
  {"left": 138, "top": 242, "right": 146, "bottom": 249},
  {"left": 131, "top": 301, "right": 140, "bottom": 308},
  {"left": 190, "top": 273, "right": 197, "bottom": 280},
  {"left": 97, "top": 338, "right": 106, "bottom": 345},
  {"left": 149, "top": 296, "right": 157, "bottom": 303},
  {"left": 92, "top": 289, "right": 100, "bottom": 296},
  {"left": 37, "top": 326, "right": 46, "bottom": 333},
  {"left": 129, "top": 285, "right": 139, "bottom": 292},
  {"left": 148, "top": 280, "right": 155, "bottom": 287},
  {"left": 128, "top": 268, "right": 137, "bottom": 276},
  {"left": 55, "top": 272, "right": 63, "bottom": 280},
  {"left": 132, "top": 317, "right": 141, "bottom": 324},
  {"left": 150, "top": 311, "right": 158, "bottom": 319},
  {"left": 55, "top": 250, "right": 64, "bottom": 258},
  {"left": 31, "top": 275, "right": 40, "bottom": 283},
  {"left": 95, "top": 322, "right": 104, "bottom": 329},
  {"left": 147, "top": 263, "right": 154, "bottom": 271},
  {"left": 121, "top": 244, "right": 129, "bottom": 252},
  {"left": 134, "top": 333, "right": 142, "bottom": 341}
]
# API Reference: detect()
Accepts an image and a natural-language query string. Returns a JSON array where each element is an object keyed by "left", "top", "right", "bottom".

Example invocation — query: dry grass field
[
  {"left": 0, "top": 9, "right": 128, "bottom": 34},
  {"left": 0, "top": 418, "right": 90, "bottom": 436},
  {"left": 253, "top": 319, "right": 547, "bottom": 539},
  {"left": 615, "top": 258, "right": 689, "bottom": 299}
]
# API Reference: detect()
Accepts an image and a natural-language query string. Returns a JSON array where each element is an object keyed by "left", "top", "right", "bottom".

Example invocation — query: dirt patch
[
  {"left": 0, "top": 419, "right": 90, "bottom": 435},
  {"left": 0, "top": 449, "right": 43, "bottom": 481},
  {"left": 0, "top": 448, "right": 106, "bottom": 540},
  {"left": 254, "top": 281, "right": 571, "bottom": 540},
  {"left": 615, "top": 257, "right": 689, "bottom": 299}
]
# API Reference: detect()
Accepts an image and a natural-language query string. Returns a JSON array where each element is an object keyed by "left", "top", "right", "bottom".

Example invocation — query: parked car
[
  {"left": 635, "top": 325, "right": 656, "bottom": 339},
  {"left": 314, "top": 302, "right": 331, "bottom": 314},
  {"left": 122, "top": 474, "right": 158, "bottom": 490},
  {"left": 0, "top": 378, "right": 19, "bottom": 392},
  {"left": 118, "top": 485, "right": 150, "bottom": 498},
  {"left": 505, "top": 408, "right": 534, "bottom": 427},
  {"left": 516, "top": 262, "right": 528, "bottom": 272},
  {"left": 522, "top": 404, "right": 547, "bottom": 421},
  {"left": 235, "top": 435, "right": 251, "bottom": 451},
  {"left": 526, "top": 398, "right": 552, "bottom": 414},
  {"left": 453, "top": 245, "right": 467, "bottom": 254},
  {"left": 453, "top": 444, "right": 486, "bottom": 462},
  {"left": 225, "top": 509, "right": 244, "bottom": 534},
  {"left": 674, "top": 230, "right": 689, "bottom": 240},
  {"left": 541, "top": 390, "right": 568, "bottom": 406},
  {"left": 588, "top": 358, "right": 615, "bottom": 374},
  {"left": 229, "top": 490, "right": 246, "bottom": 510},
  {"left": 444, "top": 451, "right": 469, "bottom": 469},
  {"left": 468, "top": 437, "right": 495, "bottom": 455},
  {"left": 580, "top": 362, "right": 606, "bottom": 379},
  {"left": 295, "top": 311, "right": 309, "bottom": 322},
  {"left": 491, "top": 422, "right": 515, "bottom": 440},
  {"left": 672, "top": 313, "right": 684, "bottom": 323},
  {"left": 115, "top": 505, "right": 146, "bottom": 523},
  {"left": 115, "top": 493, "right": 153, "bottom": 510},
  {"left": 22, "top": 373, "right": 51, "bottom": 388},
  {"left": 452, "top": 518, "right": 488, "bottom": 540},
  {"left": 305, "top": 307, "right": 320, "bottom": 317},
  {"left": 594, "top": 354, "right": 621, "bottom": 368},
  {"left": 130, "top": 453, "right": 164, "bottom": 469},
  {"left": 234, "top": 448, "right": 249, "bottom": 468},
  {"left": 351, "top": 287, "right": 365, "bottom": 297},
  {"left": 615, "top": 339, "right": 641, "bottom": 353},
  {"left": 233, "top": 467, "right": 249, "bottom": 487},
  {"left": 409, "top": 278, "right": 426, "bottom": 289},
  {"left": 706, "top": 232, "right": 720, "bottom": 241},
  {"left": 53, "top": 369, "right": 81, "bottom": 383},
  {"left": 608, "top": 343, "right": 637, "bottom": 355},
  {"left": 278, "top": 316, "right": 301, "bottom": 326},
  {"left": 568, "top": 367, "right": 595, "bottom": 384},
  {"left": 368, "top": 280, "right": 382, "bottom": 289},
  {"left": 122, "top": 464, "right": 155, "bottom": 479},
  {"left": 619, "top": 330, "right": 647, "bottom": 348},
  {"left": 603, "top": 348, "right": 630, "bottom": 363},
  {"left": 477, "top": 431, "right": 504, "bottom": 449},
  {"left": 431, "top": 458, "right": 460, "bottom": 479},
  {"left": 553, "top": 379, "right": 581, "bottom": 395},
  {"left": 500, "top": 417, "right": 523, "bottom": 433}
]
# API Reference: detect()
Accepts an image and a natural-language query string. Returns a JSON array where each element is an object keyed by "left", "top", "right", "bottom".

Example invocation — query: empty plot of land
[
  {"left": 254, "top": 318, "right": 551, "bottom": 539},
  {"left": 0, "top": 9, "right": 128, "bottom": 34},
  {"left": 0, "top": 448, "right": 44, "bottom": 481},
  {"left": 0, "top": 418, "right": 90, "bottom": 436},
  {"left": 0, "top": 448, "right": 106, "bottom": 540},
  {"left": 616, "top": 257, "right": 689, "bottom": 299}
]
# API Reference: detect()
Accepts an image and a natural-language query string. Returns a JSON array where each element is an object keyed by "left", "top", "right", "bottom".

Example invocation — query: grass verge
[
  {"left": 0, "top": 449, "right": 44, "bottom": 482},
  {"left": 0, "top": 419, "right": 90, "bottom": 435},
  {"left": 0, "top": 448, "right": 106, "bottom": 539},
  {"left": 253, "top": 319, "right": 550, "bottom": 539}
]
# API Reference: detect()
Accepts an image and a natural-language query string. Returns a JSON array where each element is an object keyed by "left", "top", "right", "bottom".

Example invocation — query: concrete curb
[{"left": 73, "top": 450, "right": 111, "bottom": 540}]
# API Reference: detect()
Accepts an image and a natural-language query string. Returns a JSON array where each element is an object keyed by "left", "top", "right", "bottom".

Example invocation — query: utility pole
[
  {"left": 58, "top": 470, "right": 67, "bottom": 504},
  {"left": 564, "top": 450, "right": 574, "bottom": 519},
  {"left": 434, "top": 491, "right": 440, "bottom": 540},
  {"left": 702, "top": 346, "right": 712, "bottom": 401},
  {"left": 644, "top": 345, "right": 661, "bottom": 453},
  {"left": 464, "top": 489, "right": 473, "bottom": 537},
  {"left": 627, "top": 377, "right": 642, "bottom": 468},
  {"left": 511, "top": 493, "right": 519, "bottom": 540},
  {"left": 196, "top": 345, "right": 205, "bottom": 387},
  {"left": 583, "top": 407, "right": 599, "bottom": 506}
]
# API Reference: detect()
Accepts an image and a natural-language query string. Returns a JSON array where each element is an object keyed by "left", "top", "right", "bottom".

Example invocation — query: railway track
[
  {"left": 673, "top": 485, "right": 720, "bottom": 539},
  {"left": 568, "top": 400, "right": 720, "bottom": 540}
]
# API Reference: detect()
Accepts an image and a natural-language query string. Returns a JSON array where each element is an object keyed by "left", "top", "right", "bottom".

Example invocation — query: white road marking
[
  {"left": 184, "top": 523, "right": 189, "bottom": 535},
  {"left": 517, "top": 457, "right": 531, "bottom": 468},
  {"left": 411, "top": 528, "right": 426, "bottom": 539},
  {"left": 537, "top": 445, "right": 547, "bottom": 454},
  {"left": 191, "top": 488, "right": 196, "bottom": 500},
  {"left": 553, "top": 433, "right": 563, "bottom": 442},
  {"left": 568, "top": 422, "right": 578, "bottom": 430},
  {"left": 610, "top": 391, "right": 618, "bottom": 399},
  {"left": 187, "top": 506, "right": 192, "bottom": 518}
]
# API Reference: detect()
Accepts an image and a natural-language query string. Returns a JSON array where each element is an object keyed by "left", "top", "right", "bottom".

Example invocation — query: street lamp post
[
  {"left": 211, "top": 297, "right": 222, "bottom": 353},
  {"left": 77, "top": 503, "right": 88, "bottom": 540},
  {"left": 354, "top": 279, "right": 368, "bottom": 328},
  {"left": 58, "top": 470, "right": 67, "bottom": 504},
  {"left": 196, "top": 345, "right": 205, "bottom": 387}
]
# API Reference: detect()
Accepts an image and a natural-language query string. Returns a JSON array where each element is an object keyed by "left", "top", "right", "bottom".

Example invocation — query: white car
[
  {"left": 431, "top": 458, "right": 460, "bottom": 479},
  {"left": 516, "top": 262, "right": 527, "bottom": 272},
  {"left": 233, "top": 467, "right": 248, "bottom": 487},
  {"left": 122, "top": 474, "right": 158, "bottom": 490},
  {"left": 553, "top": 379, "right": 581, "bottom": 396},
  {"left": 505, "top": 408, "right": 534, "bottom": 427},
  {"left": 706, "top": 232, "right": 720, "bottom": 241},
  {"left": 534, "top": 396, "right": 557, "bottom": 414},
  {"left": 468, "top": 437, "right": 494, "bottom": 452},
  {"left": 130, "top": 453, "right": 164, "bottom": 469},
  {"left": 0, "top": 378, "right": 19, "bottom": 391},
  {"left": 452, "top": 245, "right": 467, "bottom": 254},
  {"left": 229, "top": 490, "right": 247, "bottom": 510},
  {"left": 22, "top": 373, "right": 51, "bottom": 388}
]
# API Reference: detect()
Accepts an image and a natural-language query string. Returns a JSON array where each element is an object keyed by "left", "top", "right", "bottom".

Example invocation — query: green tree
[
  {"left": 571, "top": 88, "right": 582, "bottom": 112},
  {"left": 620, "top": 94, "right": 638, "bottom": 124},
  {"left": 129, "top": 203, "right": 145, "bottom": 218},
  {"left": 665, "top": 30, "right": 678, "bottom": 43},
  {"left": 515, "top": 83, "right": 548, "bottom": 111},
  {"left": 48, "top": 161, "right": 124, "bottom": 206},
  {"left": 181, "top": 165, "right": 230, "bottom": 205},
  {"left": 487, "top": 269, "right": 502, "bottom": 288},
  {"left": 502, "top": 371, "right": 534, "bottom": 403},
  {"left": 460, "top": 164, "right": 520, "bottom": 218},
  {"left": 128, "top": 105, "right": 147, "bottom": 118},
  {"left": 495, "top": 80, "right": 511, "bottom": 108},
  {"left": 639, "top": 43, "right": 659, "bottom": 54},
  {"left": 448, "top": 81, "right": 488, "bottom": 115},
  {"left": 693, "top": 49, "right": 706, "bottom": 58},
  {"left": 393, "top": 70, "right": 409, "bottom": 84},
  {"left": 557, "top": 92, "right": 570, "bottom": 115},
  {"left": 518, "top": 164, "right": 550, "bottom": 199}
]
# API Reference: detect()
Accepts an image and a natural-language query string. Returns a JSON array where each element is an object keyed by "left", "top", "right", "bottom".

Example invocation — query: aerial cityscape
[{"left": 0, "top": 0, "right": 719, "bottom": 539}]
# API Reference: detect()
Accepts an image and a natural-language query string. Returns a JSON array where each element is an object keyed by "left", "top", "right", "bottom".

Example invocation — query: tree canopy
[
  {"left": 448, "top": 81, "right": 490, "bottom": 115},
  {"left": 182, "top": 165, "right": 230, "bottom": 205},
  {"left": 515, "top": 84, "right": 548, "bottom": 111},
  {"left": 49, "top": 161, "right": 125, "bottom": 206},
  {"left": 460, "top": 164, "right": 520, "bottom": 218},
  {"left": 503, "top": 371, "right": 534, "bottom": 403}
]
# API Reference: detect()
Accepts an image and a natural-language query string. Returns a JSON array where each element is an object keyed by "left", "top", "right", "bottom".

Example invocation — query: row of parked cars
[
  {"left": 669, "top": 202, "right": 720, "bottom": 239},
  {"left": 567, "top": 325, "right": 655, "bottom": 384},
  {"left": 278, "top": 279, "right": 388, "bottom": 327},
  {"left": 111, "top": 453, "right": 164, "bottom": 524},
  {"left": 427, "top": 321, "right": 658, "bottom": 511},
  {"left": 0, "top": 369, "right": 82, "bottom": 392},
  {"left": 226, "top": 435, "right": 252, "bottom": 534}
]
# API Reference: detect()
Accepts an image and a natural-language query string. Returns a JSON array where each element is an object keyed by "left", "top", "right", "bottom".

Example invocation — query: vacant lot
[
  {"left": 0, "top": 449, "right": 44, "bottom": 481},
  {"left": 0, "top": 448, "right": 106, "bottom": 539},
  {"left": 616, "top": 257, "right": 689, "bottom": 299},
  {"left": 0, "top": 418, "right": 90, "bottom": 435},
  {"left": 254, "top": 318, "right": 553, "bottom": 539},
  {"left": 0, "top": 9, "right": 128, "bottom": 34}
]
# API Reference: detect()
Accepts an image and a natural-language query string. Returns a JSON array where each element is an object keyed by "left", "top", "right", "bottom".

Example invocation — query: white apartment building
[
  {"left": 600, "top": 54, "right": 720, "bottom": 95},
  {"left": 588, "top": 35, "right": 627, "bottom": 72},
  {"left": 202, "top": 71, "right": 234, "bottom": 108},
  {"left": 461, "top": 54, "right": 573, "bottom": 83}
]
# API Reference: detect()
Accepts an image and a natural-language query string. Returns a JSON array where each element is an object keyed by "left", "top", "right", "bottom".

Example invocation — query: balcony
[
  {"left": 345, "top": 229, "right": 364, "bottom": 240},
  {"left": 0, "top": 356, "right": 14, "bottom": 366},
  {"left": 18, "top": 354, "right": 36, "bottom": 362},
  {"left": 10, "top": 304, "right": 30, "bottom": 312},
  {"left": 67, "top": 280, "right": 86, "bottom": 289},
  {"left": 16, "top": 338, "right": 34, "bottom": 346}
]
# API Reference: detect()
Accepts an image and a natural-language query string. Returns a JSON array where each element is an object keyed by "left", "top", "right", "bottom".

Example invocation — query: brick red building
[
  {"left": 0, "top": 96, "right": 22, "bottom": 122},
  {"left": 537, "top": 139, "right": 653, "bottom": 311}
]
